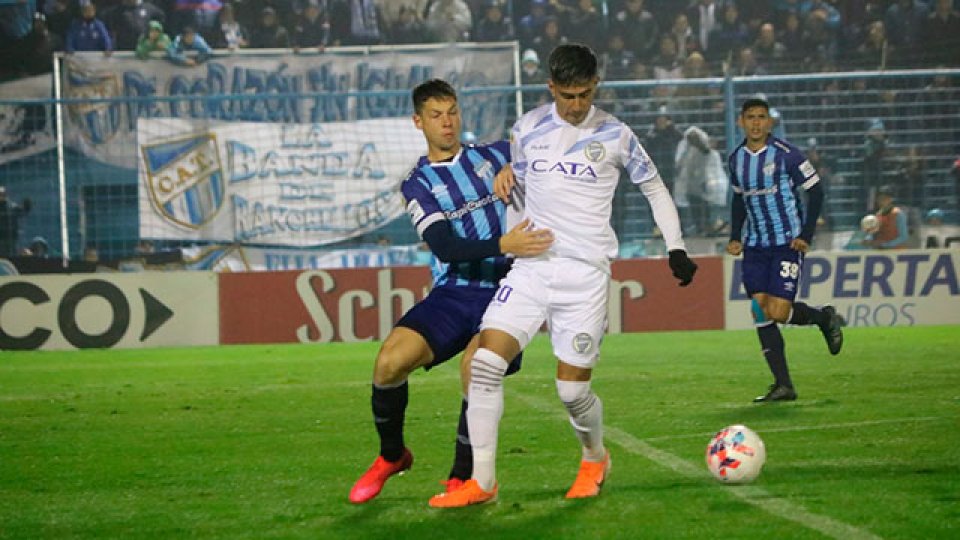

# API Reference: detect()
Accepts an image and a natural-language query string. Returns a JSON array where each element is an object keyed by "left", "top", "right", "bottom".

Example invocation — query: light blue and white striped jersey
[
  {"left": 401, "top": 142, "right": 511, "bottom": 289},
  {"left": 728, "top": 135, "right": 820, "bottom": 248}
]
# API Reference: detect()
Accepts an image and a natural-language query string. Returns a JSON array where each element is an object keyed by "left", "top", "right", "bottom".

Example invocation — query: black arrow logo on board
[{"left": 139, "top": 288, "right": 173, "bottom": 341}]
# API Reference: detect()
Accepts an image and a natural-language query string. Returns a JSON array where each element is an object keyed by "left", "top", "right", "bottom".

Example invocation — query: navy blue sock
[
  {"left": 372, "top": 382, "right": 408, "bottom": 462},
  {"left": 756, "top": 322, "right": 792, "bottom": 388},
  {"left": 788, "top": 302, "right": 829, "bottom": 327},
  {"left": 448, "top": 398, "right": 472, "bottom": 480}
]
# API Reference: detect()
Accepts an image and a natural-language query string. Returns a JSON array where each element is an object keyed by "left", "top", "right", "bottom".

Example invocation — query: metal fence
[{"left": 1, "top": 67, "right": 957, "bottom": 264}]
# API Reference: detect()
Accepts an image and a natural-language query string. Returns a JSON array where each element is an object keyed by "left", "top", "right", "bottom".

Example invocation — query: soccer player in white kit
[{"left": 429, "top": 43, "right": 698, "bottom": 507}]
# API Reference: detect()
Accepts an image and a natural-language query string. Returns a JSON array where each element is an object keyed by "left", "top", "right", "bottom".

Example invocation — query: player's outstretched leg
[
  {"left": 349, "top": 382, "right": 414, "bottom": 504},
  {"left": 788, "top": 302, "right": 845, "bottom": 355}
]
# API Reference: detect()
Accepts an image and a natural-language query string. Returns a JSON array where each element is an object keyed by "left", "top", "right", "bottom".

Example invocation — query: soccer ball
[
  {"left": 705, "top": 425, "right": 766, "bottom": 483},
  {"left": 860, "top": 213, "right": 880, "bottom": 233}
]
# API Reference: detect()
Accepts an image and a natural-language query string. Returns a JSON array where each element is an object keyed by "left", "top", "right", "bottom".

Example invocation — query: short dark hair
[
  {"left": 411, "top": 79, "right": 457, "bottom": 114},
  {"left": 740, "top": 97, "right": 770, "bottom": 115},
  {"left": 548, "top": 43, "right": 598, "bottom": 86}
]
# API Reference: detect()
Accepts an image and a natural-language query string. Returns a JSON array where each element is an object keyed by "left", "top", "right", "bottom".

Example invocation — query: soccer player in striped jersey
[
  {"left": 726, "top": 97, "right": 845, "bottom": 403},
  {"left": 349, "top": 79, "right": 555, "bottom": 504},
  {"left": 429, "top": 44, "right": 698, "bottom": 508}
]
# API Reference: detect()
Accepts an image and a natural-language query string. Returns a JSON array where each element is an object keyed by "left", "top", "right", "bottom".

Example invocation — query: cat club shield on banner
[
  {"left": 141, "top": 133, "right": 225, "bottom": 229},
  {"left": 64, "top": 60, "right": 122, "bottom": 146}
]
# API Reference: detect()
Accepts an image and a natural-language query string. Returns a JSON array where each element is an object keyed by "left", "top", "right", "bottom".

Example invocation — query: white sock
[
  {"left": 468, "top": 348, "right": 508, "bottom": 491},
  {"left": 556, "top": 379, "right": 606, "bottom": 462}
]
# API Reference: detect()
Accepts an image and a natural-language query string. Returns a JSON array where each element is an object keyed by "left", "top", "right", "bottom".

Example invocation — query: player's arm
[
  {"left": 622, "top": 130, "right": 696, "bottom": 286},
  {"left": 727, "top": 156, "right": 745, "bottom": 256},
  {"left": 788, "top": 154, "right": 824, "bottom": 247},
  {"left": 421, "top": 219, "right": 552, "bottom": 262}
]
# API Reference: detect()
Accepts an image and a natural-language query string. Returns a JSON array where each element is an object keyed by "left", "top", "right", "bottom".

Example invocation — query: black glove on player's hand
[{"left": 668, "top": 249, "right": 697, "bottom": 287}]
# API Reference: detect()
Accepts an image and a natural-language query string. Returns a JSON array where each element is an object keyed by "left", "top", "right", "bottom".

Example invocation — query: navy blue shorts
[
  {"left": 741, "top": 246, "right": 804, "bottom": 302},
  {"left": 397, "top": 285, "right": 522, "bottom": 374}
]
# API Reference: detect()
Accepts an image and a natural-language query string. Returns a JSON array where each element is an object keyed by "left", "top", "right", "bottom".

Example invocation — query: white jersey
[{"left": 511, "top": 103, "right": 661, "bottom": 263}]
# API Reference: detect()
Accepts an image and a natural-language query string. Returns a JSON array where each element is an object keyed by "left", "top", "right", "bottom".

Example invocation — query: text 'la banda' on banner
[{"left": 137, "top": 118, "right": 425, "bottom": 246}]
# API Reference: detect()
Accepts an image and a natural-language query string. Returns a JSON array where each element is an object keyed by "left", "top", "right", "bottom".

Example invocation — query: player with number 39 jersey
[{"left": 726, "top": 97, "right": 845, "bottom": 405}]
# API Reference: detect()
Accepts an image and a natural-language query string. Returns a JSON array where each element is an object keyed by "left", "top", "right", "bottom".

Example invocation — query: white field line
[
  {"left": 515, "top": 392, "right": 883, "bottom": 540},
  {"left": 642, "top": 416, "right": 947, "bottom": 442}
]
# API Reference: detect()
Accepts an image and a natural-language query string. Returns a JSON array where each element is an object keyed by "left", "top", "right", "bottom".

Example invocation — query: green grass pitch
[{"left": 2, "top": 326, "right": 959, "bottom": 539}]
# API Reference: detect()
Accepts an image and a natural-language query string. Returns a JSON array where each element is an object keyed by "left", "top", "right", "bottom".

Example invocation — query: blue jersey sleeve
[
  {"left": 486, "top": 140, "right": 511, "bottom": 167},
  {"left": 727, "top": 151, "right": 742, "bottom": 193},
  {"left": 401, "top": 169, "right": 446, "bottom": 238},
  {"left": 784, "top": 145, "right": 819, "bottom": 191}
]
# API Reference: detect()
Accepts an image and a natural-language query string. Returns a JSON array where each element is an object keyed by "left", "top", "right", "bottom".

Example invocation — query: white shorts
[{"left": 481, "top": 257, "right": 609, "bottom": 369}]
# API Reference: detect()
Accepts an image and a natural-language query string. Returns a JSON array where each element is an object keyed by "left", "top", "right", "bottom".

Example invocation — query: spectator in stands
[
  {"left": 292, "top": 0, "right": 330, "bottom": 52},
  {"left": 425, "top": 0, "right": 473, "bottom": 42},
  {"left": 167, "top": 26, "right": 212, "bottom": 66},
  {"left": 706, "top": 2, "right": 747, "bottom": 66},
  {"left": 924, "top": 0, "right": 960, "bottom": 66},
  {"left": 612, "top": 0, "right": 658, "bottom": 62},
  {"left": 389, "top": 5, "right": 428, "bottom": 44},
  {"left": 103, "top": 0, "right": 166, "bottom": 51},
  {"left": 853, "top": 20, "right": 892, "bottom": 70},
  {"left": 329, "top": 0, "right": 384, "bottom": 46},
  {"left": 0, "top": 0, "right": 36, "bottom": 45},
  {"left": 136, "top": 20, "right": 171, "bottom": 59},
  {"left": 674, "top": 125, "right": 726, "bottom": 236},
  {"left": 518, "top": 0, "right": 551, "bottom": 50},
  {"left": 774, "top": 0, "right": 801, "bottom": 27},
  {"left": 562, "top": 0, "right": 603, "bottom": 53},
  {"left": 735, "top": 0, "right": 769, "bottom": 30},
  {"left": 802, "top": 0, "right": 842, "bottom": 29},
  {"left": 65, "top": 2, "right": 113, "bottom": 55},
  {"left": 28, "top": 236, "right": 50, "bottom": 258},
  {"left": 0, "top": 0, "right": 35, "bottom": 79},
  {"left": 643, "top": 107, "right": 683, "bottom": 194},
  {"left": 687, "top": 0, "right": 720, "bottom": 54},
  {"left": 733, "top": 46, "right": 765, "bottom": 76},
  {"left": 652, "top": 34, "right": 683, "bottom": 80},
  {"left": 778, "top": 11, "right": 804, "bottom": 65},
  {"left": 885, "top": 0, "right": 929, "bottom": 56},
  {"left": 804, "top": 137, "right": 838, "bottom": 229},
  {"left": 752, "top": 23, "right": 786, "bottom": 73},
  {"left": 473, "top": 0, "right": 513, "bottom": 42},
  {"left": 532, "top": 16, "right": 566, "bottom": 66},
  {"left": 171, "top": 0, "right": 222, "bottom": 43},
  {"left": 248, "top": 7, "right": 290, "bottom": 49},
  {"left": 801, "top": 8, "right": 838, "bottom": 71},
  {"left": 861, "top": 117, "right": 889, "bottom": 209},
  {"left": 866, "top": 186, "right": 910, "bottom": 249},
  {"left": 603, "top": 33, "right": 637, "bottom": 81},
  {"left": 669, "top": 12, "right": 701, "bottom": 60},
  {"left": 15, "top": 13, "right": 63, "bottom": 77},
  {"left": 44, "top": 0, "right": 75, "bottom": 41},
  {"left": 0, "top": 186, "right": 31, "bottom": 257},
  {"left": 675, "top": 52, "right": 721, "bottom": 123},
  {"left": 212, "top": 2, "right": 247, "bottom": 50},
  {"left": 520, "top": 48, "right": 547, "bottom": 85}
]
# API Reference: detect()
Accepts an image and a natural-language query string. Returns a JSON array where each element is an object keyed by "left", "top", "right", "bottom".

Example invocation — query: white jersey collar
[
  {"left": 428, "top": 145, "right": 464, "bottom": 167},
  {"left": 551, "top": 103, "right": 596, "bottom": 127}
]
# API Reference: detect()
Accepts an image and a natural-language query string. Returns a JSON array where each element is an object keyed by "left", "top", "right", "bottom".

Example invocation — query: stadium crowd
[{"left": 1, "top": 0, "right": 959, "bottom": 81}]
